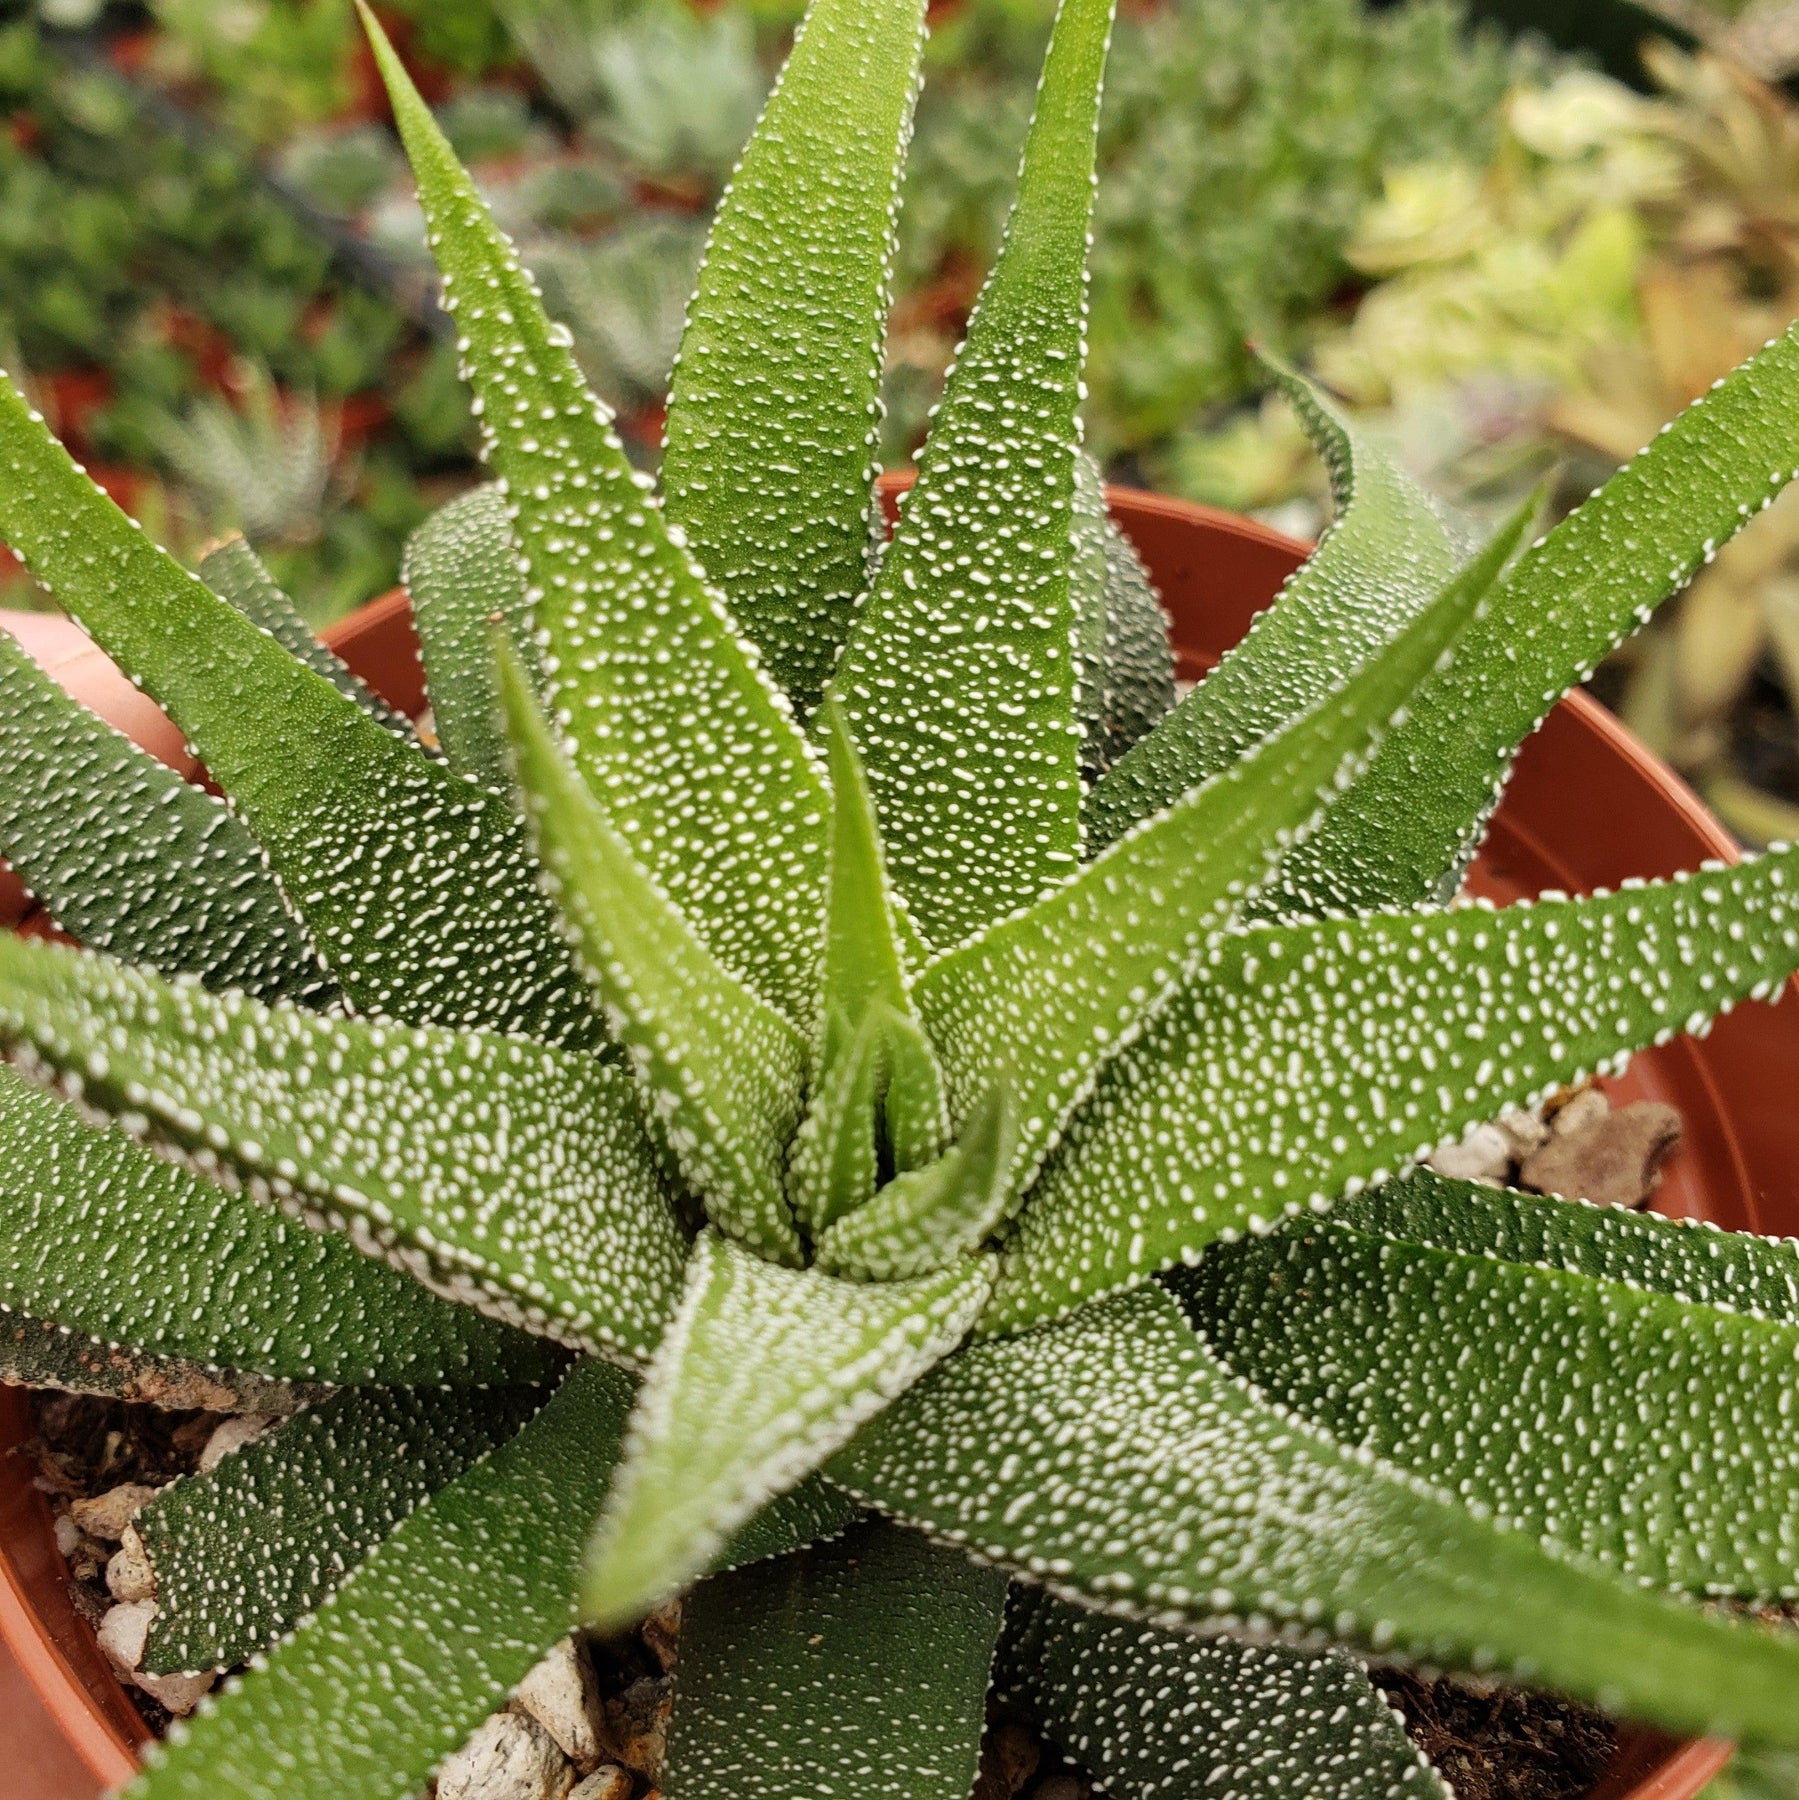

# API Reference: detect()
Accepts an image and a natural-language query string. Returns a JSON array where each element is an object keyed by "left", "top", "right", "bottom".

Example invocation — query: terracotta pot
[{"left": 1, "top": 489, "right": 1789, "bottom": 1799}]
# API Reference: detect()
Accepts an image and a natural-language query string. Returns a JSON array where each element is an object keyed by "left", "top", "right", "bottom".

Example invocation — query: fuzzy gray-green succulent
[{"left": 4, "top": 2, "right": 1799, "bottom": 1797}]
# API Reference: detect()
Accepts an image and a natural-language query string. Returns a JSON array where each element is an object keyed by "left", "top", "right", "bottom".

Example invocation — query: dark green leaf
[
  {"left": 367, "top": 12, "right": 832, "bottom": 1024},
  {"left": 0, "top": 372, "right": 605, "bottom": 1049},
  {"left": 127, "top": 1357, "right": 632, "bottom": 1800},
  {"left": 1084, "top": 360, "right": 1467, "bottom": 851},
  {"left": 1001, "top": 1588, "right": 1449, "bottom": 1800},
  {"left": 402, "top": 484, "right": 543, "bottom": 794},
  {"left": 0, "top": 933, "right": 688, "bottom": 1364},
  {"left": 984, "top": 847, "right": 1799, "bottom": 1335},
  {"left": 829, "top": 0, "right": 1117, "bottom": 946},
  {"left": 0, "top": 1064, "right": 547, "bottom": 1389},
  {"left": 661, "top": 0, "right": 928, "bottom": 709},
  {"left": 141, "top": 1384, "right": 553, "bottom": 1675},
  {"left": 582, "top": 1229, "right": 991, "bottom": 1630},
  {"left": 832, "top": 1284, "right": 1799, "bottom": 1744},
  {"left": 665, "top": 1518, "right": 1006, "bottom": 1800},
  {"left": 198, "top": 536, "right": 418, "bottom": 744},
  {"left": 0, "top": 624, "right": 327, "bottom": 1003},
  {"left": 500, "top": 645, "right": 806, "bottom": 1264}
]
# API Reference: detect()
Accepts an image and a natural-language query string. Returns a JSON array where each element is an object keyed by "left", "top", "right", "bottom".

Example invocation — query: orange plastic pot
[{"left": 0, "top": 488, "right": 1787, "bottom": 1799}]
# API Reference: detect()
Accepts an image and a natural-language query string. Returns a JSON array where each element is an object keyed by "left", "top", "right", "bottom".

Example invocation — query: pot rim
[{"left": 0, "top": 485, "right": 1767, "bottom": 1800}]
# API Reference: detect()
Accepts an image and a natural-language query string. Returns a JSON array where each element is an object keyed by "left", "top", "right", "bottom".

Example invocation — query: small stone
[
  {"left": 602, "top": 1675, "right": 671, "bottom": 1780},
  {"left": 106, "top": 1525, "right": 155, "bottom": 1604},
  {"left": 1548, "top": 1086, "right": 1610, "bottom": 1138},
  {"left": 1521, "top": 1100, "right": 1683, "bottom": 1209},
  {"left": 199, "top": 1415, "right": 274, "bottom": 1474},
  {"left": 438, "top": 1712, "right": 574, "bottom": 1800},
  {"left": 53, "top": 1512, "right": 83, "bottom": 1558},
  {"left": 568, "top": 1770, "right": 633, "bottom": 1800},
  {"left": 513, "top": 1635, "right": 604, "bottom": 1767},
  {"left": 97, "top": 1598, "right": 154, "bottom": 1674},
  {"left": 640, "top": 1601, "right": 681, "bottom": 1674},
  {"left": 1032, "top": 1779, "right": 1084, "bottom": 1800},
  {"left": 1427, "top": 1122, "right": 1512, "bottom": 1185},
  {"left": 1495, "top": 1107, "right": 1550, "bottom": 1159},
  {"left": 133, "top": 1666, "right": 215, "bottom": 1716},
  {"left": 70, "top": 1483, "right": 157, "bottom": 1542}
]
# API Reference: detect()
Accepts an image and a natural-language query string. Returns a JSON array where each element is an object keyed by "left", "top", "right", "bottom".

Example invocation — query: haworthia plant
[{"left": 0, "top": 0, "right": 1796, "bottom": 1794}]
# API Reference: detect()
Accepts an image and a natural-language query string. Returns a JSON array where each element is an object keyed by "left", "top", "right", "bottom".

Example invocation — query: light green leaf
[
  {"left": 1070, "top": 451, "right": 1176, "bottom": 780},
  {"left": 126, "top": 1358, "right": 632, "bottom": 1800},
  {"left": 0, "top": 933, "right": 688, "bottom": 1363},
  {"left": 1263, "top": 321, "right": 1799, "bottom": 916},
  {"left": 0, "top": 1307, "right": 315, "bottom": 1413},
  {"left": 1186, "top": 1172, "right": 1799, "bottom": 1598},
  {"left": 661, "top": 0, "right": 928, "bottom": 709},
  {"left": 831, "top": 1283, "right": 1799, "bottom": 1745},
  {"left": 141, "top": 1384, "right": 553, "bottom": 1675},
  {"left": 582, "top": 1228, "right": 992, "bottom": 1630},
  {"left": 402, "top": 484, "right": 543, "bottom": 794},
  {"left": 1001, "top": 1589, "right": 1449, "bottom": 1800},
  {"left": 829, "top": 0, "right": 1117, "bottom": 946},
  {"left": 917, "top": 497, "right": 1531, "bottom": 1196},
  {"left": 785, "top": 1005, "right": 886, "bottom": 1234},
  {"left": 365, "top": 9, "right": 831, "bottom": 1025},
  {"left": 665, "top": 1519, "right": 1006, "bottom": 1800},
  {"left": 983, "top": 846, "right": 1799, "bottom": 1336},
  {"left": 0, "top": 624, "right": 328, "bottom": 1004},
  {"left": 1085, "top": 359, "right": 1467, "bottom": 851},
  {"left": 786, "top": 705, "right": 947, "bottom": 1232},
  {"left": 815, "top": 1082, "right": 1016, "bottom": 1281},
  {"left": 0, "top": 1063, "right": 548, "bottom": 1389},
  {"left": 1337, "top": 1168, "right": 1799, "bottom": 1314},
  {"left": 198, "top": 536, "right": 418, "bottom": 744},
  {"left": 500, "top": 645, "right": 806, "bottom": 1264},
  {"left": 0, "top": 373, "right": 605, "bottom": 1049}
]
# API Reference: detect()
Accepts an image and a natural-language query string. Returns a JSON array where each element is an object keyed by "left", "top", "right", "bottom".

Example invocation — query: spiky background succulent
[{"left": 4, "top": 1, "right": 1799, "bottom": 1795}]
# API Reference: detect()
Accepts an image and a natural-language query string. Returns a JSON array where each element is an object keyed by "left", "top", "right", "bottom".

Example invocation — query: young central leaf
[
  {"left": 661, "top": 0, "right": 928, "bottom": 710},
  {"left": 582, "top": 1229, "right": 992, "bottom": 1631},
  {"left": 828, "top": 0, "right": 1118, "bottom": 947},
  {"left": 501, "top": 647, "right": 807, "bottom": 1266},
  {"left": 364, "top": 10, "right": 832, "bottom": 1025}
]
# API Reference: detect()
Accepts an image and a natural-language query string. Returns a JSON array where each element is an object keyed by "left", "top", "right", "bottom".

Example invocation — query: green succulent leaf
[
  {"left": 0, "top": 1307, "right": 315, "bottom": 1413},
  {"left": 1070, "top": 452, "right": 1176, "bottom": 780},
  {"left": 1085, "top": 359, "right": 1468, "bottom": 851},
  {"left": 661, "top": 0, "right": 927, "bottom": 709},
  {"left": 984, "top": 847, "right": 1799, "bottom": 1336},
  {"left": 140, "top": 1384, "right": 554, "bottom": 1676},
  {"left": 582, "top": 1228, "right": 992, "bottom": 1630},
  {"left": 402, "top": 484, "right": 543, "bottom": 795},
  {"left": 126, "top": 1357, "right": 632, "bottom": 1800},
  {"left": 1264, "top": 321, "right": 1799, "bottom": 916},
  {"left": 0, "top": 373, "right": 605, "bottom": 1049},
  {"left": 500, "top": 645, "right": 806, "bottom": 1264},
  {"left": 197, "top": 536, "right": 419, "bottom": 745},
  {"left": 831, "top": 1283, "right": 1799, "bottom": 1744},
  {"left": 0, "top": 624, "right": 327, "bottom": 1004},
  {"left": 1186, "top": 1170, "right": 1799, "bottom": 1599},
  {"left": 815, "top": 1082, "right": 1016, "bottom": 1281},
  {"left": 0, "top": 933, "right": 688, "bottom": 1363},
  {"left": 919, "top": 498, "right": 1530, "bottom": 1200},
  {"left": 0, "top": 1063, "right": 547, "bottom": 1389},
  {"left": 713, "top": 1472, "right": 863, "bottom": 1573},
  {"left": 1335, "top": 1168, "right": 1799, "bottom": 1313},
  {"left": 665, "top": 1518, "right": 1006, "bottom": 1800},
  {"left": 365, "top": 9, "right": 832, "bottom": 1025},
  {"left": 1000, "top": 1588, "right": 1449, "bottom": 1800},
  {"left": 829, "top": 0, "right": 1116, "bottom": 946},
  {"left": 786, "top": 704, "right": 947, "bottom": 1232}
]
